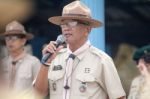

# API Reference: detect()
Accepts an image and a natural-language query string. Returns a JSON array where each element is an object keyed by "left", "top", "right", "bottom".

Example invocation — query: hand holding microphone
[{"left": 41, "top": 35, "right": 65, "bottom": 66}]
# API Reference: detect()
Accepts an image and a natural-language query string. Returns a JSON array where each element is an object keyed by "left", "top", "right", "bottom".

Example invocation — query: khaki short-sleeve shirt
[
  {"left": 48, "top": 46, "right": 125, "bottom": 99},
  {"left": 2, "top": 53, "right": 41, "bottom": 91},
  {"left": 128, "top": 75, "right": 150, "bottom": 99}
]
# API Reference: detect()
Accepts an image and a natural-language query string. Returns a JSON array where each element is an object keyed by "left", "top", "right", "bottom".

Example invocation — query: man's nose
[{"left": 62, "top": 26, "right": 71, "bottom": 31}]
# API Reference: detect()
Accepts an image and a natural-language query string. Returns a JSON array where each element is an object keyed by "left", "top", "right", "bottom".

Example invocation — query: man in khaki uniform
[
  {"left": 35, "top": 1, "right": 126, "bottom": 99},
  {"left": 128, "top": 45, "right": 150, "bottom": 99},
  {"left": 0, "top": 21, "right": 41, "bottom": 91}
]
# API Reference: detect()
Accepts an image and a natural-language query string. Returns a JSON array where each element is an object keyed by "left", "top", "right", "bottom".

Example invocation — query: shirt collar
[
  {"left": 10, "top": 50, "right": 26, "bottom": 62},
  {"left": 66, "top": 41, "right": 90, "bottom": 60}
]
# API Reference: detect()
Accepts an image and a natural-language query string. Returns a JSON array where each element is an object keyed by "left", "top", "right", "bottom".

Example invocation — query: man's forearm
[{"left": 34, "top": 65, "right": 49, "bottom": 96}]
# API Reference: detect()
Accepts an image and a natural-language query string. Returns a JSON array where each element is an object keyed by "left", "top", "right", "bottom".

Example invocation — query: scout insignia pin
[
  {"left": 52, "top": 82, "right": 57, "bottom": 91},
  {"left": 79, "top": 82, "right": 87, "bottom": 92}
]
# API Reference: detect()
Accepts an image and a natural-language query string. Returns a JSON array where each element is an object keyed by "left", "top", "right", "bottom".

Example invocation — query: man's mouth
[{"left": 64, "top": 33, "right": 72, "bottom": 38}]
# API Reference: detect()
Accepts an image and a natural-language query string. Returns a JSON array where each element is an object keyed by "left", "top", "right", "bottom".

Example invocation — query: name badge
[{"left": 53, "top": 65, "right": 63, "bottom": 71}]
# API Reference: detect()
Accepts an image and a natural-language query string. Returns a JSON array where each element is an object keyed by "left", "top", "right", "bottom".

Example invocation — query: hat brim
[
  {"left": 0, "top": 30, "right": 34, "bottom": 40},
  {"left": 48, "top": 16, "right": 102, "bottom": 28}
]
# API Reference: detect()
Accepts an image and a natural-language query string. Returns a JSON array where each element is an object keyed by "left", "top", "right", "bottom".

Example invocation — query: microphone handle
[
  {"left": 41, "top": 52, "right": 53, "bottom": 64},
  {"left": 41, "top": 43, "right": 62, "bottom": 64}
]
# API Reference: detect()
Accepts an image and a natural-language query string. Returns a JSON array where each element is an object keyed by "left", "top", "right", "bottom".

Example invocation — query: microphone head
[{"left": 56, "top": 34, "right": 66, "bottom": 44}]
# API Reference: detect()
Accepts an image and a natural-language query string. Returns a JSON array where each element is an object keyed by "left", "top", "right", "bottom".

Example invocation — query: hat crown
[
  {"left": 6, "top": 21, "right": 26, "bottom": 33},
  {"left": 0, "top": 20, "right": 34, "bottom": 40},
  {"left": 62, "top": 1, "right": 91, "bottom": 18},
  {"left": 48, "top": 0, "right": 102, "bottom": 28}
]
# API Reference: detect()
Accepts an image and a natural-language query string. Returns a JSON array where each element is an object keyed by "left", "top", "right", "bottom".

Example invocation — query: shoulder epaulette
[{"left": 89, "top": 46, "right": 111, "bottom": 60}]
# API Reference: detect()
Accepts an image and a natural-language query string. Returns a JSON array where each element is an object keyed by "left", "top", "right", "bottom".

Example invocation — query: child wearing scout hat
[{"left": 0, "top": 20, "right": 41, "bottom": 92}]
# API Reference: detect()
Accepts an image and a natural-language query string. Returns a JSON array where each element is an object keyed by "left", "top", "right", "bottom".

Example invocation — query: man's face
[
  {"left": 60, "top": 19, "right": 91, "bottom": 45},
  {"left": 5, "top": 35, "right": 26, "bottom": 52}
]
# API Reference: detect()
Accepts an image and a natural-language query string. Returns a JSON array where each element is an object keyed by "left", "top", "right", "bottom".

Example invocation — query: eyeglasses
[
  {"left": 60, "top": 20, "right": 89, "bottom": 28},
  {"left": 5, "top": 35, "right": 20, "bottom": 41}
]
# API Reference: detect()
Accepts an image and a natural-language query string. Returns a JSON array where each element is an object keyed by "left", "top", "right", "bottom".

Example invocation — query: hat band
[
  {"left": 5, "top": 30, "right": 26, "bottom": 34},
  {"left": 63, "top": 14, "right": 91, "bottom": 18}
]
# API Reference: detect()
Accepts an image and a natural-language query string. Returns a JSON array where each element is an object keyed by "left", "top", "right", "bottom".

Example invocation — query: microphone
[{"left": 41, "top": 34, "right": 65, "bottom": 64}]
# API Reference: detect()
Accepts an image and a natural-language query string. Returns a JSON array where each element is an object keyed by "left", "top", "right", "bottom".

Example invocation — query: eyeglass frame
[
  {"left": 60, "top": 19, "right": 90, "bottom": 28},
  {"left": 4, "top": 35, "right": 25, "bottom": 41}
]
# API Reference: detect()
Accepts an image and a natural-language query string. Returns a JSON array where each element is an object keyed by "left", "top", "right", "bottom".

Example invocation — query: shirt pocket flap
[
  {"left": 19, "top": 71, "right": 32, "bottom": 79},
  {"left": 48, "top": 70, "right": 65, "bottom": 81},
  {"left": 76, "top": 74, "right": 95, "bottom": 82}
]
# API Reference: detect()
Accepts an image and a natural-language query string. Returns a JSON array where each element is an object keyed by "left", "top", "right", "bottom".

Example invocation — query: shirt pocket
[
  {"left": 75, "top": 74, "right": 100, "bottom": 97},
  {"left": 17, "top": 71, "right": 32, "bottom": 87},
  {"left": 48, "top": 70, "right": 65, "bottom": 95}
]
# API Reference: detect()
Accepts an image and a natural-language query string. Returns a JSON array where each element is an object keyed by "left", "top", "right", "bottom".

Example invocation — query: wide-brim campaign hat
[
  {"left": 48, "top": 1, "right": 102, "bottom": 28},
  {"left": 0, "top": 21, "right": 34, "bottom": 40}
]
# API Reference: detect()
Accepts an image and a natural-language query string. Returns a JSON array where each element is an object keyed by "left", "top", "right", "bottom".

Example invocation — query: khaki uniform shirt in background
[
  {"left": 128, "top": 75, "right": 150, "bottom": 99},
  {"left": 2, "top": 53, "right": 41, "bottom": 91},
  {"left": 48, "top": 46, "right": 126, "bottom": 99},
  {"left": 0, "top": 88, "right": 43, "bottom": 99}
]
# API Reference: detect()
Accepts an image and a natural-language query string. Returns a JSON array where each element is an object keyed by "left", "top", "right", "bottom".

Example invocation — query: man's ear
[
  {"left": 84, "top": 26, "right": 91, "bottom": 37},
  {"left": 21, "top": 38, "right": 27, "bottom": 46},
  {"left": 87, "top": 26, "right": 92, "bottom": 34}
]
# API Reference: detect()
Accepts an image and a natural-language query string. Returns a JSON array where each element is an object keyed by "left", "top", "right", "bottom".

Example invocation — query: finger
[
  {"left": 46, "top": 45, "right": 55, "bottom": 53},
  {"left": 42, "top": 44, "right": 54, "bottom": 55},
  {"left": 49, "top": 41, "right": 57, "bottom": 51},
  {"left": 43, "top": 41, "right": 56, "bottom": 53},
  {"left": 55, "top": 45, "right": 64, "bottom": 52}
]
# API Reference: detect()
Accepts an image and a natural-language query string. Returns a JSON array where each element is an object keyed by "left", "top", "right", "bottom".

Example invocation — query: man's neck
[
  {"left": 69, "top": 40, "right": 88, "bottom": 52},
  {"left": 69, "top": 43, "right": 84, "bottom": 52}
]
